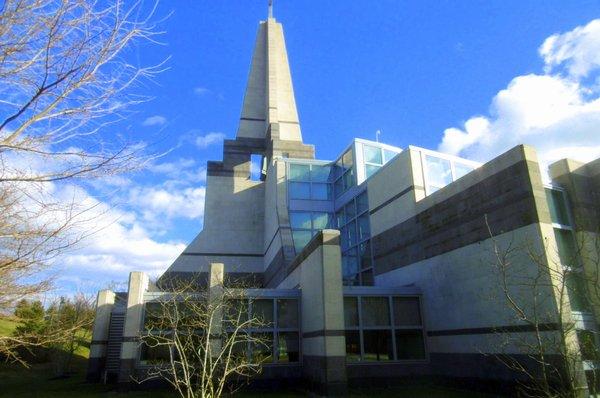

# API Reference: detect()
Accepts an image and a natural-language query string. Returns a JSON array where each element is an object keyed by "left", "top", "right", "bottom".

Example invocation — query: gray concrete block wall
[{"left": 87, "top": 290, "right": 115, "bottom": 382}]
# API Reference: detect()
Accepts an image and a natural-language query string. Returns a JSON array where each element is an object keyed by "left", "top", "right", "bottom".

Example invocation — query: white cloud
[
  {"left": 129, "top": 186, "right": 206, "bottom": 221},
  {"left": 195, "top": 132, "right": 226, "bottom": 148},
  {"left": 194, "top": 87, "right": 210, "bottom": 96},
  {"left": 438, "top": 18, "right": 600, "bottom": 169},
  {"left": 142, "top": 115, "right": 167, "bottom": 126}
]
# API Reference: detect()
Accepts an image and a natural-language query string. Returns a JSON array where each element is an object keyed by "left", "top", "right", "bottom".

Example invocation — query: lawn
[{"left": 0, "top": 315, "right": 19, "bottom": 336}]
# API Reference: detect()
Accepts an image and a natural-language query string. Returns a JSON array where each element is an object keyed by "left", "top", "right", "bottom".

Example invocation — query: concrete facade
[{"left": 88, "top": 11, "right": 600, "bottom": 397}]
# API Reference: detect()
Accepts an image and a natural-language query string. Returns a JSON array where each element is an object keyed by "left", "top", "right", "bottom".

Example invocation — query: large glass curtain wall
[
  {"left": 362, "top": 143, "right": 399, "bottom": 179},
  {"left": 336, "top": 191, "right": 374, "bottom": 286},
  {"left": 334, "top": 149, "right": 355, "bottom": 198},
  {"left": 288, "top": 163, "right": 333, "bottom": 200},
  {"left": 289, "top": 211, "right": 332, "bottom": 253},
  {"left": 423, "top": 154, "right": 476, "bottom": 194}
]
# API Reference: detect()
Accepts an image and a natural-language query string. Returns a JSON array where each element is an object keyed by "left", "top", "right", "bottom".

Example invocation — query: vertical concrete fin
[{"left": 236, "top": 18, "right": 303, "bottom": 142}]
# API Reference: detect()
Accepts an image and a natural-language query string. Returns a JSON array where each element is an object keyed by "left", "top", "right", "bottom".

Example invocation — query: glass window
[
  {"left": 312, "top": 212, "right": 330, "bottom": 230},
  {"left": 311, "top": 183, "right": 331, "bottom": 200},
  {"left": 336, "top": 210, "right": 345, "bottom": 229},
  {"left": 342, "top": 249, "right": 359, "bottom": 277},
  {"left": 361, "top": 269, "right": 374, "bottom": 286},
  {"left": 140, "top": 343, "right": 171, "bottom": 363},
  {"left": 343, "top": 169, "right": 354, "bottom": 190},
  {"left": 348, "top": 220, "right": 357, "bottom": 246},
  {"left": 292, "top": 230, "right": 312, "bottom": 253},
  {"left": 342, "top": 149, "right": 354, "bottom": 170},
  {"left": 363, "top": 145, "right": 383, "bottom": 165},
  {"left": 345, "top": 201, "right": 356, "bottom": 219},
  {"left": 454, "top": 162, "right": 474, "bottom": 180},
  {"left": 383, "top": 149, "right": 398, "bottom": 163},
  {"left": 426, "top": 155, "right": 452, "bottom": 189},
  {"left": 365, "top": 164, "right": 380, "bottom": 179},
  {"left": 290, "top": 212, "right": 312, "bottom": 229},
  {"left": 361, "top": 297, "right": 390, "bottom": 327},
  {"left": 546, "top": 188, "right": 570, "bottom": 226},
  {"left": 356, "top": 191, "right": 369, "bottom": 214},
  {"left": 578, "top": 330, "right": 599, "bottom": 361},
  {"left": 345, "top": 331, "right": 361, "bottom": 362},
  {"left": 334, "top": 178, "right": 343, "bottom": 198},
  {"left": 363, "top": 330, "right": 393, "bottom": 361},
  {"left": 289, "top": 182, "right": 310, "bottom": 200},
  {"left": 224, "top": 299, "right": 249, "bottom": 326},
  {"left": 340, "top": 226, "right": 349, "bottom": 250},
  {"left": 344, "top": 297, "right": 359, "bottom": 327},
  {"left": 359, "top": 242, "right": 372, "bottom": 270},
  {"left": 144, "top": 302, "right": 165, "bottom": 330},
  {"left": 277, "top": 332, "right": 299, "bottom": 363},
  {"left": 395, "top": 330, "right": 426, "bottom": 360},
  {"left": 253, "top": 300, "right": 274, "bottom": 326},
  {"left": 393, "top": 297, "right": 422, "bottom": 326},
  {"left": 358, "top": 214, "right": 370, "bottom": 241},
  {"left": 289, "top": 164, "right": 310, "bottom": 181},
  {"left": 311, "top": 165, "right": 331, "bottom": 182},
  {"left": 554, "top": 229, "right": 578, "bottom": 268},
  {"left": 251, "top": 332, "right": 273, "bottom": 363},
  {"left": 566, "top": 272, "right": 591, "bottom": 312},
  {"left": 277, "top": 299, "right": 298, "bottom": 328}
]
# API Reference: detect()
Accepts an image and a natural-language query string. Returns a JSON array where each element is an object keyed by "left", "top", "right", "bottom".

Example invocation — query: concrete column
[
  {"left": 119, "top": 271, "right": 149, "bottom": 383},
  {"left": 86, "top": 289, "right": 115, "bottom": 382},
  {"left": 299, "top": 229, "right": 347, "bottom": 396},
  {"left": 209, "top": 263, "right": 224, "bottom": 357}
]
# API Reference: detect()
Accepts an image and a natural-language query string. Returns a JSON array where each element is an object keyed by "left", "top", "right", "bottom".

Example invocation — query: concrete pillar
[
  {"left": 299, "top": 229, "right": 347, "bottom": 396},
  {"left": 119, "top": 271, "right": 149, "bottom": 383},
  {"left": 86, "top": 289, "right": 115, "bottom": 382},
  {"left": 209, "top": 263, "right": 225, "bottom": 357}
]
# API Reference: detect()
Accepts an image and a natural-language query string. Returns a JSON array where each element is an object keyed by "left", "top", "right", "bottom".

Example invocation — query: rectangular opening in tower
[{"left": 250, "top": 154, "right": 263, "bottom": 181}]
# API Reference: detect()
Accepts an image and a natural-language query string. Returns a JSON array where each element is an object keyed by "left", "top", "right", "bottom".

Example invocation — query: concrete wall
[{"left": 87, "top": 290, "right": 115, "bottom": 382}]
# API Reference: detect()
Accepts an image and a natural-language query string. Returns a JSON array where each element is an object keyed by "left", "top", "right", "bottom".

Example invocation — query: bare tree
[
  {"left": 0, "top": 0, "right": 164, "bottom": 360},
  {"left": 485, "top": 216, "right": 595, "bottom": 398},
  {"left": 137, "top": 278, "right": 269, "bottom": 398}
]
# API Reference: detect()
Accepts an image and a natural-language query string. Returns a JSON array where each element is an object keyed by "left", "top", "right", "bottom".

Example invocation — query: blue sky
[{"left": 53, "top": 1, "right": 600, "bottom": 295}]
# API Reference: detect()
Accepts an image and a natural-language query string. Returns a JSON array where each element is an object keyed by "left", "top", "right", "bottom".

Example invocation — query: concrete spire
[
  {"left": 235, "top": 14, "right": 303, "bottom": 142},
  {"left": 268, "top": 0, "right": 273, "bottom": 19}
]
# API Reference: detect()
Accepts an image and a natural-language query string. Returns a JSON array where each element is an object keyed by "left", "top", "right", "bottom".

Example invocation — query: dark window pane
[
  {"left": 546, "top": 188, "right": 570, "bottom": 225},
  {"left": 336, "top": 210, "right": 345, "bottom": 228},
  {"left": 252, "top": 300, "right": 274, "bottom": 327},
  {"left": 311, "top": 165, "right": 331, "bottom": 182},
  {"left": 393, "top": 297, "right": 422, "bottom": 326},
  {"left": 224, "top": 299, "right": 249, "bottom": 326},
  {"left": 361, "top": 297, "right": 390, "bottom": 327},
  {"left": 348, "top": 220, "right": 357, "bottom": 246},
  {"left": 342, "top": 248, "right": 358, "bottom": 278},
  {"left": 361, "top": 269, "right": 374, "bottom": 286},
  {"left": 277, "top": 332, "right": 300, "bottom": 363},
  {"left": 344, "top": 297, "right": 359, "bottom": 327},
  {"left": 395, "top": 330, "right": 426, "bottom": 360},
  {"left": 290, "top": 212, "right": 312, "bottom": 229},
  {"left": 343, "top": 169, "right": 354, "bottom": 190},
  {"left": 140, "top": 342, "right": 171, "bottom": 363},
  {"left": 312, "top": 183, "right": 331, "bottom": 200},
  {"left": 144, "top": 302, "right": 165, "bottom": 330},
  {"left": 343, "top": 273, "right": 360, "bottom": 286},
  {"left": 334, "top": 178, "right": 343, "bottom": 198},
  {"left": 345, "top": 201, "right": 356, "bottom": 219},
  {"left": 554, "top": 229, "right": 579, "bottom": 268},
  {"left": 289, "top": 164, "right": 310, "bottom": 181},
  {"left": 577, "top": 330, "right": 599, "bottom": 361},
  {"left": 251, "top": 332, "right": 273, "bottom": 363},
  {"left": 566, "top": 272, "right": 591, "bottom": 312},
  {"left": 363, "top": 330, "right": 393, "bottom": 361},
  {"left": 340, "top": 226, "right": 350, "bottom": 251},
  {"left": 356, "top": 191, "right": 369, "bottom": 214},
  {"left": 345, "top": 331, "right": 361, "bottom": 362},
  {"left": 277, "top": 299, "right": 298, "bottom": 328},
  {"left": 312, "top": 212, "right": 330, "bottom": 230},
  {"left": 363, "top": 145, "right": 382, "bottom": 165},
  {"left": 358, "top": 214, "right": 370, "bottom": 241},
  {"left": 292, "top": 230, "right": 312, "bottom": 253},
  {"left": 289, "top": 182, "right": 310, "bottom": 199},
  {"left": 359, "top": 242, "right": 372, "bottom": 270}
]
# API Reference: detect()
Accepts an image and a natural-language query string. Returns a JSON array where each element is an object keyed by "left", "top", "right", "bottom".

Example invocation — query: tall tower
[{"left": 160, "top": 12, "right": 314, "bottom": 286}]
